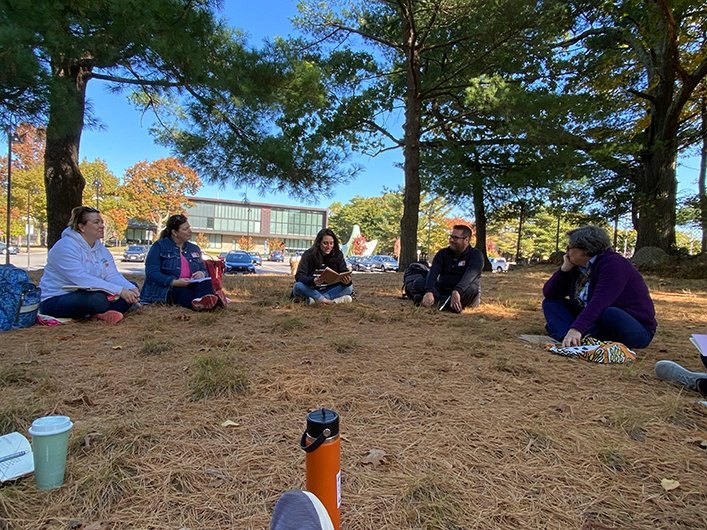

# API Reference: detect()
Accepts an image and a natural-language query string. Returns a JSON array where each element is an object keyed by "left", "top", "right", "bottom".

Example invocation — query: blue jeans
[
  {"left": 542, "top": 298, "right": 654, "bottom": 349},
  {"left": 168, "top": 281, "right": 216, "bottom": 309},
  {"left": 292, "top": 281, "right": 353, "bottom": 302},
  {"left": 40, "top": 291, "right": 133, "bottom": 319}
]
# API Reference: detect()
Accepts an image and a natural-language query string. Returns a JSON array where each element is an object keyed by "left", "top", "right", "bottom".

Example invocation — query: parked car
[
  {"left": 249, "top": 252, "right": 262, "bottom": 266},
  {"left": 0, "top": 242, "right": 19, "bottom": 255},
  {"left": 371, "top": 255, "right": 399, "bottom": 272},
  {"left": 348, "top": 255, "right": 376, "bottom": 272},
  {"left": 225, "top": 251, "right": 256, "bottom": 274},
  {"left": 218, "top": 252, "right": 228, "bottom": 261},
  {"left": 489, "top": 257, "right": 509, "bottom": 272},
  {"left": 269, "top": 250, "right": 284, "bottom": 262},
  {"left": 122, "top": 245, "right": 147, "bottom": 262}
]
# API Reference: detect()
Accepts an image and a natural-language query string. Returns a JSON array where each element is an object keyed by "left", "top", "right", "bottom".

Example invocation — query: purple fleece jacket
[{"left": 542, "top": 250, "right": 657, "bottom": 335}]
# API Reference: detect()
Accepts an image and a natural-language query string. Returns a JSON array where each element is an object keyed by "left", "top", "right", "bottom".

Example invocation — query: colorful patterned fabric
[{"left": 545, "top": 336, "right": 637, "bottom": 364}]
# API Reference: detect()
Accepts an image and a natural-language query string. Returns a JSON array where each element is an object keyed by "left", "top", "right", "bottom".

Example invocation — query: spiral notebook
[{"left": 0, "top": 432, "right": 34, "bottom": 482}]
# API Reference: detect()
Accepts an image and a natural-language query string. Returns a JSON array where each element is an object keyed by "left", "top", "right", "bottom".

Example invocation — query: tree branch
[{"left": 87, "top": 71, "right": 181, "bottom": 87}]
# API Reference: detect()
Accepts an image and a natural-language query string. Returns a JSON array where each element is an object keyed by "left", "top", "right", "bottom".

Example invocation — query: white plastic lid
[{"left": 28, "top": 416, "right": 73, "bottom": 437}]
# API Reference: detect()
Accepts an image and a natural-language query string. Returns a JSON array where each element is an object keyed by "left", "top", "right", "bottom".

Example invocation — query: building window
[{"left": 207, "top": 217, "right": 214, "bottom": 229}]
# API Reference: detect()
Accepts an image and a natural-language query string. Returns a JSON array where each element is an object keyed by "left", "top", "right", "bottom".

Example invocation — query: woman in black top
[{"left": 293, "top": 228, "right": 353, "bottom": 305}]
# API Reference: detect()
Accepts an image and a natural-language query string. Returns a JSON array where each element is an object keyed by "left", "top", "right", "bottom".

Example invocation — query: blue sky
[
  {"left": 80, "top": 0, "right": 407, "bottom": 212},
  {"left": 78, "top": 0, "right": 700, "bottom": 214}
]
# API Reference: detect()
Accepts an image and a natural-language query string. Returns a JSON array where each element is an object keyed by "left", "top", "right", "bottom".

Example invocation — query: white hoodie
[{"left": 39, "top": 227, "right": 136, "bottom": 301}]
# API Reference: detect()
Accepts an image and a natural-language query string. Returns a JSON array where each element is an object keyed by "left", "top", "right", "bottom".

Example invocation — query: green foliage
[
  {"left": 328, "top": 189, "right": 451, "bottom": 254},
  {"left": 487, "top": 206, "right": 607, "bottom": 260},
  {"left": 328, "top": 191, "right": 403, "bottom": 254}
]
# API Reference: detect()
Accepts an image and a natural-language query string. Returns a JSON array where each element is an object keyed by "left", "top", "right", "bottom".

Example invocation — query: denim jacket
[{"left": 140, "top": 238, "right": 207, "bottom": 303}]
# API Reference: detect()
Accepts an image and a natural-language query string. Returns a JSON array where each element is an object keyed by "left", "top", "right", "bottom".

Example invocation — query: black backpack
[{"left": 401, "top": 261, "right": 429, "bottom": 299}]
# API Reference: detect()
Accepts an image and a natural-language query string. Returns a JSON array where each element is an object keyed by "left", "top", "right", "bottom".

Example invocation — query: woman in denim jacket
[{"left": 141, "top": 214, "right": 220, "bottom": 311}]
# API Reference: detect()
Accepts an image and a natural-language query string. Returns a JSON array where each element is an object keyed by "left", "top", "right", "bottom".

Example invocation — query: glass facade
[
  {"left": 270, "top": 209, "right": 324, "bottom": 238},
  {"left": 187, "top": 201, "right": 261, "bottom": 235},
  {"left": 177, "top": 198, "right": 326, "bottom": 251}
]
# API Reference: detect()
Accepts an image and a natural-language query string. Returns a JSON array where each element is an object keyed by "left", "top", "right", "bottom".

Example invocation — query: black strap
[{"left": 300, "top": 431, "right": 326, "bottom": 453}]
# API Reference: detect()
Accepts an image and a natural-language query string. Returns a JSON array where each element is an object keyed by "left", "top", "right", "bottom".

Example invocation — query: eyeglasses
[{"left": 448, "top": 234, "right": 468, "bottom": 241}]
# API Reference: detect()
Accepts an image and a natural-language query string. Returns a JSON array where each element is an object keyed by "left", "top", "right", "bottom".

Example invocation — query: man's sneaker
[
  {"left": 93, "top": 310, "right": 124, "bottom": 325},
  {"left": 655, "top": 360, "right": 707, "bottom": 392},
  {"left": 333, "top": 295, "right": 352, "bottom": 304},
  {"left": 192, "top": 294, "right": 219, "bottom": 311}
]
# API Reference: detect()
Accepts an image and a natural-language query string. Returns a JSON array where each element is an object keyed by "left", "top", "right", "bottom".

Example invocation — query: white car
[{"left": 489, "top": 257, "right": 509, "bottom": 272}]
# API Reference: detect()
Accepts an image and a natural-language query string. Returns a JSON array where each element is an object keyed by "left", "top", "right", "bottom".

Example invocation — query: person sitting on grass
[
  {"left": 292, "top": 228, "right": 353, "bottom": 305},
  {"left": 405, "top": 224, "right": 483, "bottom": 313},
  {"left": 141, "top": 214, "right": 220, "bottom": 311},
  {"left": 39, "top": 206, "right": 140, "bottom": 325},
  {"left": 542, "top": 225, "right": 656, "bottom": 349}
]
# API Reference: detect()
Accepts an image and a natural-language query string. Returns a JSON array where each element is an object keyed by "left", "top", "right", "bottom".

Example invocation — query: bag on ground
[
  {"left": 402, "top": 261, "right": 430, "bottom": 299},
  {"left": 0, "top": 264, "right": 41, "bottom": 331},
  {"left": 204, "top": 258, "right": 228, "bottom": 307}
]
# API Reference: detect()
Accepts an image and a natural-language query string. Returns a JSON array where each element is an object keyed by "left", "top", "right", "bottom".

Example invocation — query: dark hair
[
  {"left": 68, "top": 206, "right": 100, "bottom": 231},
  {"left": 160, "top": 214, "right": 188, "bottom": 239},
  {"left": 567, "top": 225, "right": 611, "bottom": 256},
  {"left": 452, "top": 224, "right": 472, "bottom": 239},
  {"left": 313, "top": 228, "right": 341, "bottom": 255}
]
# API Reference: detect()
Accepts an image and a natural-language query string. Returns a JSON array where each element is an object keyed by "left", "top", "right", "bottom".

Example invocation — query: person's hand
[
  {"left": 191, "top": 271, "right": 205, "bottom": 280},
  {"left": 450, "top": 290, "right": 462, "bottom": 312},
  {"left": 560, "top": 253, "right": 574, "bottom": 272},
  {"left": 421, "top": 292, "right": 435, "bottom": 307},
  {"left": 314, "top": 276, "right": 325, "bottom": 286},
  {"left": 562, "top": 328, "right": 582, "bottom": 347},
  {"left": 341, "top": 273, "right": 352, "bottom": 285},
  {"left": 119, "top": 288, "right": 140, "bottom": 304},
  {"left": 171, "top": 278, "right": 191, "bottom": 288}
]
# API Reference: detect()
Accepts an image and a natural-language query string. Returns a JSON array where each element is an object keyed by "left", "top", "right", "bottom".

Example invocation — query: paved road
[{"left": 6, "top": 250, "right": 292, "bottom": 276}]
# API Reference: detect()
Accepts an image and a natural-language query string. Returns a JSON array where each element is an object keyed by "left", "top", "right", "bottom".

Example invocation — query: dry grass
[{"left": 1, "top": 265, "right": 706, "bottom": 529}]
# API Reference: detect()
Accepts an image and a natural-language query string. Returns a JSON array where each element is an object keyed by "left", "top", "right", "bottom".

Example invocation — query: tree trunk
[
  {"left": 469, "top": 162, "right": 488, "bottom": 269},
  {"left": 398, "top": 4, "right": 422, "bottom": 270},
  {"left": 634, "top": 147, "right": 677, "bottom": 251},
  {"left": 699, "top": 95, "right": 706, "bottom": 254},
  {"left": 515, "top": 201, "right": 525, "bottom": 262},
  {"left": 44, "top": 60, "right": 90, "bottom": 248}
]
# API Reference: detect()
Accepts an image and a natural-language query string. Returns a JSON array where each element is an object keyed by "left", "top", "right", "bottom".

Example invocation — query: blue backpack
[{"left": 0, "top": 264, "right": 41, "bottom": 331}]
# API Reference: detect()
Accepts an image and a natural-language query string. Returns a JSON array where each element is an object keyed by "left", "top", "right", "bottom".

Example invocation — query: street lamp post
[
  {"left": 5, "top": 128, "right": 12, "bottom": 265},
  {"left": 5, "top": 127, "right": 25, "bottom": 265},
  {"left": 92, "top": 178, "right": 100, "bottom": 210}
]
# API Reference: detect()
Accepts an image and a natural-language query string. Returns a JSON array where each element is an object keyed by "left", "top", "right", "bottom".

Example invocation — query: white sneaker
[
  {"left": 307, "top": 297, "right": 316, "bottom": 305},
  {"left": 333, "top": 295, "right": 352, "bottom": 304}
]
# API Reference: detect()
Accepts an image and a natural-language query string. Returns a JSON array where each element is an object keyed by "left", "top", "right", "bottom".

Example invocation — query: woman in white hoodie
[{"left": 39, "top": 206, "right": 140, "bottom": 324}]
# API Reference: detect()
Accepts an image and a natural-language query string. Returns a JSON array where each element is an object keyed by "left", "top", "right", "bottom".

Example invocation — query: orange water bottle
[{"left": 300, "top": 408, "right": 341, "bottom": 529}]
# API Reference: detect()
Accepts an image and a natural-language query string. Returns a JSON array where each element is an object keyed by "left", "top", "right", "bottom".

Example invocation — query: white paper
[
  {"left": 62, "top": 285, "right": 114, "bottom": 294},
  {"left": 0, "top": 432, "right": 34, "bottom": 482},
  {"left": 690, "top": 334, "right": 707, "bottom": 356}
]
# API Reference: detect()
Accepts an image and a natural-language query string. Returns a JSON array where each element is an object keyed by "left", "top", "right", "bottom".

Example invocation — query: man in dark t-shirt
[{"left": 407, "top": 224, "right": 483, "bottom": 313}]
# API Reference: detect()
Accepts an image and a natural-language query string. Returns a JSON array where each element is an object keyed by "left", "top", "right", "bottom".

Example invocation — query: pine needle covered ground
[{"left": 1, "top": 266, "right": 706, "bottom": 529}]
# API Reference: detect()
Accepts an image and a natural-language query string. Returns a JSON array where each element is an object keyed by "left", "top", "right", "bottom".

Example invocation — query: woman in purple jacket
[{"left": 542, "top": 225, "right": 656, "bottom": 349}]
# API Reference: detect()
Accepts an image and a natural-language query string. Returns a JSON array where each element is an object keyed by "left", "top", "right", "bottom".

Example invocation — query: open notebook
[{"left": 0, "top": 432, "right": 33, "bottom": 482}]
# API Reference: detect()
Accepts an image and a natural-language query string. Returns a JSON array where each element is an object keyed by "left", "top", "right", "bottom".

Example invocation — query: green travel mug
[{"left": 28, "top": 415, "right": 73, "bottom": 490}]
